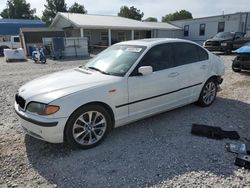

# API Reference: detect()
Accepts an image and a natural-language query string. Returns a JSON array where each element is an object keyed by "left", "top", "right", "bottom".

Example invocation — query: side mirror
[{"left": 138, "top": 66, "right": 153, "bottom": 76}]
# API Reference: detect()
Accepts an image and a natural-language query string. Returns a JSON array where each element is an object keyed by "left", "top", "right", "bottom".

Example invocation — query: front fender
[{"left": 49, "top": 80, "right": 128, "bottom": 122}]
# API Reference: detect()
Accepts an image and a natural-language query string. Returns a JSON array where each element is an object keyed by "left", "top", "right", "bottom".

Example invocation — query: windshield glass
[
  {"left": 213, "top": 32, "right": 234, "bottom": 39},
  {"left": 85, "top": 45, "right": 146, "bottom": 76}
]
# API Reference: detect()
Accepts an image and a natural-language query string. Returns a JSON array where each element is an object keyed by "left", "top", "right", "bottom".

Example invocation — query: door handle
[
  {"left": 168, "top": 72, "right": 179, "bottom": 78},
  {"left": 200, "top": 65, "right": 207, "bottom": 70}
]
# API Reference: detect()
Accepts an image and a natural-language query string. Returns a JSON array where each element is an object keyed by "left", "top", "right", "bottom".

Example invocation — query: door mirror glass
[{"left": 138, "top": 66, "right": 153, "bottom": 76}]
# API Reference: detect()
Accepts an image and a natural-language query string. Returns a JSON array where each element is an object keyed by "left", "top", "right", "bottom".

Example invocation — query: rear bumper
[
  {"left": 217, "top": 77, "right": 223, "bottom": 85},
  {"left": 15, "top": 102, "right": 67, "bottom": 143}
]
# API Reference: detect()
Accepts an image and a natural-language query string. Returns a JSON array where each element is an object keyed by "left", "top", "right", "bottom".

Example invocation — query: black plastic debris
[
  {"left": 191, "top": 124, "right": 240, "bottom": 140},
  {"left": 235, "top": 154, "right": 250, "bottom": 170}
]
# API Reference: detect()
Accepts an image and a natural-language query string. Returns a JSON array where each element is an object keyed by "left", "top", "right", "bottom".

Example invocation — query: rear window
[
  {"left": 196, "top": 45, "right": 209, "bottom": 61},
  {"left": 172, "top": 42, "right": 208, "bottom": 66},
  {"left": 172, "top": 42, "right": 199, "bottom": 66}
]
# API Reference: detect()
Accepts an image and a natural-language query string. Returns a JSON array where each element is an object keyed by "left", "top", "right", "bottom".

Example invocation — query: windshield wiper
[{"left": 86, "top": 67, "right": 110, "bottom": 75}]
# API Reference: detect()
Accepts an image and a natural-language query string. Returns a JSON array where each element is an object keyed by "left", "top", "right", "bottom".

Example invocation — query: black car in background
[
  {"left": 203, "top": 32, "right": 250, "bottom": 54},
  {"left": 232, "top": 43, "right": 250, "bottom": 72}
]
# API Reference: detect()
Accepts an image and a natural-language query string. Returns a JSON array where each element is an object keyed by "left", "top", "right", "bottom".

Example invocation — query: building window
[
  {"left": 134, "top": 31, "right": 140, "bottom": 39},
  {"left": 199, "top": 24, "right": 206, "bottom": 36},
  {"left": 118, "top": 32, "right": 125, "bottom": 41},
  {"left": 100, "top": 31, "right": 108, "bottom": 41},
  {"left": 84, "top": 30, "right": 91, "bottom": 42},
  {"left": 184, "top": 25, "right": 189, "bottom": 36},
  {"left": 218, "top": 22, "right": 225, "bottom": 32}
]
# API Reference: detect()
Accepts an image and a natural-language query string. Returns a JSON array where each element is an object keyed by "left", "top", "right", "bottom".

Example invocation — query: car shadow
[{"left": 25, "top": 97, "right": 250, "bottom": 187}]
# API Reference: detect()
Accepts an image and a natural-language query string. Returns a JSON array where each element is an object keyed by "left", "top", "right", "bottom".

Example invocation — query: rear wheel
[
  {"left": 65, "top": 104, "right": 112, "bottom": 149},
  {"left": 225, "top": 49, "right": 232, "bottom": 55},
  {"left": 197, "top": 78, "right": 217, "bottom": 107}
]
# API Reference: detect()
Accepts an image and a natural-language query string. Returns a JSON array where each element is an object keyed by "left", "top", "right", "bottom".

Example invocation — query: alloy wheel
[
  {"left": 72, "top": 111, "right": 107, "bottom": 146},
  {"left": 202, "top": 82, "right": 216, "bottom": 105}
]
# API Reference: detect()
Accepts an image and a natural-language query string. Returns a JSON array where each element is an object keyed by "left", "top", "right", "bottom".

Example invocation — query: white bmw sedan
[{"left": 15, "top": 39, "right": 225, "bottom": 149}]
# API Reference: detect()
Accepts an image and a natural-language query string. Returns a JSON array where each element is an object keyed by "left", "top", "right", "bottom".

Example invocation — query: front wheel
[
  {"left": 232, "top": 67, "right": 241, "bottom": 72},
  {"left": 197, "top": 78, "right": 217, "bottom": 107},
  {"left": 65, "top": 105, "right": 112, "bottom": 149}
]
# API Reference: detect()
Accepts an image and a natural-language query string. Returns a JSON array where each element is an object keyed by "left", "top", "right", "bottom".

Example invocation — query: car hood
[
  {"left": 18, "top": 68, "right": 120, "bottom": 103},
  {"left": 206, "top": 38, "right": 232, "bottom": 42}
]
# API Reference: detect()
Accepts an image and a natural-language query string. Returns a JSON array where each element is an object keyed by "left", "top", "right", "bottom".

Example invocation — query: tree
[
  {"left": 42, "top": 0, "right": 67, "bottom": 25},
  {"left": 144, "top": 17, "right": 158, "bottom": 22},
  {"left": 0, "top": 0, "right": 36, "bottom": 19},
  {"left": 118, "top": 6, "right": 144, "bottom": 21},
  {"left": 68, "top": 3, "right": 87, "bottom": 14},
  {"left": 33, "top": 15, "right": 41, "bottom": 20},
  {"left": 162, "top": 10, "right": 192, "bottom": 22}
]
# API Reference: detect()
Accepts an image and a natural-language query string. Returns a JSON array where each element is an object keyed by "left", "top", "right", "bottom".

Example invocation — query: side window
[
  {"left": 131, "top": 43, "right": 174, "bottom": 75},
  {"left": 235, "top": 32, "right": 243, "bottom": 39},
  {"left": 196, "top": 45, "right": 209, "bottom": 61},
  {"left": 172, "top": 42, "right": 200, "bottom": 66},
  {"left": 14, "top": 37, "right": 20, "bottom": 42}
]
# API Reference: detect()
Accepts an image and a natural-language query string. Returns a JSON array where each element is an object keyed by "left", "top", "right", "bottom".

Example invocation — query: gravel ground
[{"left": 0, "top": 55, "right": 249, "bottom": 188}]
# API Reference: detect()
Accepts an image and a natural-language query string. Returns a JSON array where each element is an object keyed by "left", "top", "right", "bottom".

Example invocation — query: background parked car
[
  {"left": 203, "top": 32, "right": 250, "bottom": 54},
  {"left": 0, "top": 36, "right": 21, "bottom": 56},
  {"left": 232, "top": 42, "right": 250, "bottom": 72}
]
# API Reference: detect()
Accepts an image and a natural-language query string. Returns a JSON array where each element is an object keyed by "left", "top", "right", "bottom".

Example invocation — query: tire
[
  {"left": 225, "top": 50, "right": 232, "bottom": 55},
  {"left": 197, "top": 78, "right": 218, "bottom": 107},
  {"left": 232, "top": 67, "right": 241, "bottom": 72},
  {"left": 64, "top": 104, "right": 112, "bottom": 149},
  {"left": 232, "top": 64, "right": 241, "bottom": 72},
  {"left": 42, "top": 59, "right": 47, "bottom": 64},
  {"left": 232, "top": 58, "right": 241, "bottom": 72}
]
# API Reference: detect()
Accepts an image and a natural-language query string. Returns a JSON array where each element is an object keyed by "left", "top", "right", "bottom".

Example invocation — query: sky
[{"left": 0, "top": 0, "right": 249, "bottom": 20}]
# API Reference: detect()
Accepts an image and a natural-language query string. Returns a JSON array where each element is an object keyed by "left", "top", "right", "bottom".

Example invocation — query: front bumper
[
  {"left": 232, "top": 59, "right": 250, "bottom": 70},
  {"left": 15, "top": 102, "right": 68, "bottom": 143},
  {"left": 204, "top": 45, "right": 228, "bottom": 52}
]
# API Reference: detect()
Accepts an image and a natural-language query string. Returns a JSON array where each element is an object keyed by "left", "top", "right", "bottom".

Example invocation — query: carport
[{"left": 50, "top": 12, "right": 182, "bottom": 47}]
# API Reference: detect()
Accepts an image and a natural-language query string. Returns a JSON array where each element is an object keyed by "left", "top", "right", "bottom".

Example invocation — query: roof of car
[{"left": 117, "top": 38, "right": 193, "bottom": 47}]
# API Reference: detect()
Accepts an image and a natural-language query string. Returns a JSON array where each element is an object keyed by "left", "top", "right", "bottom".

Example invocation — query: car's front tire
[
  {"left": 232, "top": 66, "right": 241, "bottom": 72},
  {"left": 65, "top": 104, "right": 112, "bottom": 149},
  {"left": 197, "top": 78, "right": 218, "bottom": 107}
]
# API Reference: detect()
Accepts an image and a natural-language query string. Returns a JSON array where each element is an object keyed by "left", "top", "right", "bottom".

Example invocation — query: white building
[
  {"left": 50, "top": 12, "right": 182, "bottom": 47},
  {"left": 171, "top": 12, "right": 250, "bottom": 45}
]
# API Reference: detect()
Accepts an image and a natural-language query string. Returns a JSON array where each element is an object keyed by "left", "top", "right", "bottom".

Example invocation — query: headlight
[
  {"left": 203, "top": 42, "right": 206, "bottom": 46},
  {"left": 221, "top": 43, "right": 228, "bottom": 46},
  {"left": 26, "top": 102, "right": 60, "bottom": 115}
]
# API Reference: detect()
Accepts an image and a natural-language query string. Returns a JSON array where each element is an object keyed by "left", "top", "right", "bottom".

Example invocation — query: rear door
[{"left": 172, "top": 42, "right": 209, "bottom": 102}]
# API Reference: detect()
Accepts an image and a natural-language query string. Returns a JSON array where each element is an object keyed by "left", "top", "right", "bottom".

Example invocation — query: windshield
[
  {"left": 213, "top": 32, "right": 234, "bottom": 39},
  {"left": 85, "top": 45, "right": 146, "bottom": 76}
]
